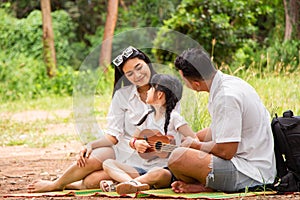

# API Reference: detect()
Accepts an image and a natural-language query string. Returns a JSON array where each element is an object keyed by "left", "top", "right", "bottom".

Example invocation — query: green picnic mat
[
  {"left": 2, "top": 188, "right": 277, "bottom": 199},
  {"left": 138, "top": 188, "right": 277, "bottom": 199}
]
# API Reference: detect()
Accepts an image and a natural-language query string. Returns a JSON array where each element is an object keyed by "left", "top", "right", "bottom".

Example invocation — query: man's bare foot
[
  {"left": 171, "top": 181, "right": 213, "bottom": 193},
  {"left": 27, "top": 180, "right": 64, "bottom": 193}
]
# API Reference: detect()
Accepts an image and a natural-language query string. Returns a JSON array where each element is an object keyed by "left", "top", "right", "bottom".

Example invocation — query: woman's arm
[{"left": 82, "top": 134, "right": 118, "bottom": 159}]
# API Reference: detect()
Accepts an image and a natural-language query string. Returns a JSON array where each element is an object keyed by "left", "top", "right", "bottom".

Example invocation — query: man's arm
[
  {"left": 196, "top": 127, "right": 212, "bottom": 142},
  {"left": 183, "top": 138, "right": 238, "bottom": 160},
  {"left": 200, "top": 141, "right": 238, "bottom": 160}
]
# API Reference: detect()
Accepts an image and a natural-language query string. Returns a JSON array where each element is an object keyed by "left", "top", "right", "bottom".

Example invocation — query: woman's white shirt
[{"left": 106, "top": 84, "right": 150, "bottom": 165}]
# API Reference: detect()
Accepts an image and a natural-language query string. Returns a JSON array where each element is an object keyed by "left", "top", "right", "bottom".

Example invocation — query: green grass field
[{"left": 0, "top": 70, "right": 299, "bottom": 147}]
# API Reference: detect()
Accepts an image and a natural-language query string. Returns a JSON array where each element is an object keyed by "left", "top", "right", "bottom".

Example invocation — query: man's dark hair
[{"left": 174, "top": 48, "right": 216, "bottom": 81}]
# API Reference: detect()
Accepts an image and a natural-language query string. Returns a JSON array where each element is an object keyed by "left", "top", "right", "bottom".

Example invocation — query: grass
[{"left": 1, "top": 69, "right": 299, "bottom": 148}]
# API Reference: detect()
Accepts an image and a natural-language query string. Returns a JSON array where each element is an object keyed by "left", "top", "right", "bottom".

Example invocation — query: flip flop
[
  {"left": 116, "top": 180, "right": 150, "bottom": 195},
  {"left": 100, "top": 180, "right": 117, "bottom": 192}
]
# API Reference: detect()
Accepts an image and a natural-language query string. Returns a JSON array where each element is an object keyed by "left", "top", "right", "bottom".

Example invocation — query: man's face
[{"left": 178, "top": 70, "right": 200, "bottom": 92}]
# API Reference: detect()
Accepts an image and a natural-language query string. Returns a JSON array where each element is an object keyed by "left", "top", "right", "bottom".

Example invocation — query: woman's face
[{"left": 122, "top": 57, "right": 151, "bottom": 87}]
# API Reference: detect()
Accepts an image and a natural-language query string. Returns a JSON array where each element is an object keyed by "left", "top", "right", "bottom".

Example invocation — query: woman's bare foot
[
  {"left": 171, "top": 181, "right": 213, "bottom": 193},
  {"left": 27, "top": 180, "right": 64, "bottom": 193}
]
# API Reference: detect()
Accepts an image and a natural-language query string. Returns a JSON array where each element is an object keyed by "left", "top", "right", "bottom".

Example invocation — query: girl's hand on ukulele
[{"left": 135, "top": 140, "right": 151, "bottom": 153}]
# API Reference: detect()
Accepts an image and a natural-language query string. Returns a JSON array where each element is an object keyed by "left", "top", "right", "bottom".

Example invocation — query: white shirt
[
  {"left": 138, "top": 110, "right": 187, "bottom": 170},
  {"left": 106, "top": 84, "right": 149, "bottom": 166},
  {"left": 208, "top": 71, "right": 276, "bottom": 184}
]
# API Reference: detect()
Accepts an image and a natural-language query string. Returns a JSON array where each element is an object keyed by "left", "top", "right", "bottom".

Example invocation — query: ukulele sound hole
[{"left": 155, "top": 141, "right": 162, "bottom": 151}]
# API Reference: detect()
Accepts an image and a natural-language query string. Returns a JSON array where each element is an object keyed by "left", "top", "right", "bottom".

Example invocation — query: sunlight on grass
[
  {"left": 0, "top": 95, "right": 73, "bottom": 112},
  {"left": 0, "top": 118, "right": 78, "bottom": 147},
  {"left": 247, "top": 73, "right": 300, "bottom": 117}
]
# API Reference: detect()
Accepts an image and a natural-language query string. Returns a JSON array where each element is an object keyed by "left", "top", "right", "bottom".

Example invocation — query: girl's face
[
  {"left": 145, "top": 86, "right": 156, "bottom": 104},
  {"left": 146, "top": 86, "right": 165, "bottom": 106},
  {"left": 122, "top": 57, "right": 151, "bottom": 87}
]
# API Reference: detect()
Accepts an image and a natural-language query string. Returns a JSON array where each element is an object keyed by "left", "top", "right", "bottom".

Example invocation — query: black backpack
[{"left": 271, "top": 110, "right": 300, "bottom": 193}]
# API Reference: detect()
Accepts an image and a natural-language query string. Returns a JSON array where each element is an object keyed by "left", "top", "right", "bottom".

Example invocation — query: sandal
[
  {"left": 100, "top": 180, "right": 117, "bottom": 192},
  {"left": 116, "top": 180, "right": 150, "bottom": 195}
]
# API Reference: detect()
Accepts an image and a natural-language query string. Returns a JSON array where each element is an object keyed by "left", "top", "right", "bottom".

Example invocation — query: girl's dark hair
[
  {"left": 136, "top": 74, "right": 183, "bottom": 135},
  {"left": 174, "top": 47, "right": 216, "bottom": 81},
  {"left": 112, "top": 47, "right": 156, "bottom": 96}
]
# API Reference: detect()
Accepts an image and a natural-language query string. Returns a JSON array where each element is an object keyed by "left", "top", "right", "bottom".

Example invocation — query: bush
[
  {"left": 0, "top": 8, "right": 84, "bottom": 68},
  {"left": 154, "top": 0, "right": 275, "bottom": 66},
  {"left": 231, "top": 39, "right": 300, "bottom": 74},
  {"left": 0, "top": 50, "right": 76, "bottom": 102}
]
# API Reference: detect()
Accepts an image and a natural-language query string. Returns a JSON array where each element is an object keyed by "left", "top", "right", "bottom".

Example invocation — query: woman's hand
[
  {"left": 134, "top": 140, "right": 151, "bottom": 153},
  {"left": 77, "top": 144, "right": 92, "bottom": 167}
]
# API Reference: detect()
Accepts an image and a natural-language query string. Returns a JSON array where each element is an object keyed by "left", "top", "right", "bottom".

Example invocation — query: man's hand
[{"left": 180, "top": 136, "right": 200, "bottom": 149}]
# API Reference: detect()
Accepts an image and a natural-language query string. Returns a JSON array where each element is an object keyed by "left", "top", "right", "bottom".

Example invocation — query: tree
[
  {"left": 283, "top": 0, "right": 300, "bottom": 40},
  {"left": 99, "top": 0, "right": 118, "bottom": 69},
  {"left": 41, "top": 0, "right": 57, "bottom": 77}
]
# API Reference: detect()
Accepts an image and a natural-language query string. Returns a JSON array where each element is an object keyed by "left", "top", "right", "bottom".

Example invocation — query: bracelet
[{"left": 132, "top": 138, "right": 137, "bottom": 149}]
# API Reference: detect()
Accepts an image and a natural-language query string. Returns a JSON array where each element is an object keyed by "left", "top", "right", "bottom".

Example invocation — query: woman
[{"left": 27, "top": 46, "right": 157, "bottom": 192}]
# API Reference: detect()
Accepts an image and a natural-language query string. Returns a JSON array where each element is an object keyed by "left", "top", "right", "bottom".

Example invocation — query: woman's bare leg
[{"left": 27, "top": 147, "right": 114, "bottom": 193}]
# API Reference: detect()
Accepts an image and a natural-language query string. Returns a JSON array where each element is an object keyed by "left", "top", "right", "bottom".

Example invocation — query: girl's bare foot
[
  {"left": 171, "top": 181, "right": 213, "bottom": 193},
  {"left": 27, "top": 180, "right": 64, "bottom": 193}
]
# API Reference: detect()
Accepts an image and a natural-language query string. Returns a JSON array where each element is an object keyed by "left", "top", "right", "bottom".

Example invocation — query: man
[{"left": 168, "top": 47, "right": 276, "bottom": 193}]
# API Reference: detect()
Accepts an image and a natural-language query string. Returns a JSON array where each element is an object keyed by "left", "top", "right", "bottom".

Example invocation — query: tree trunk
[
  {"left": 283, "top": 0, "right": 300, "bottom": 40},
  {"left": 99, "top": 0, "right": 119, "bottom": 70},
  {"left": 41, "top": 0, "right": 57, "bottom": 77}
]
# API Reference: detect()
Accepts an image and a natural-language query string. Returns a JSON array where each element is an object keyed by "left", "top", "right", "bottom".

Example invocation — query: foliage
[
  {"left": 231, "top": 39, "right": 300, "bottom": 73},
  {"left": 0, "top": 50, "right": 75, "bottom": 101},
  {"left": 118, "top": 0, "right": 181, "bottom": 27},
  {"left": 154, "top": 0, "right": 276, "bottom": 65},
  {"left": 0, "top": 8, "right": 83, "bottom": 67}
]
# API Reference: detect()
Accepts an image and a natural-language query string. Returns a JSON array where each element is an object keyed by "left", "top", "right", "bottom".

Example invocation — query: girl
[{"left": 101, "top": 74, "right": 197, "bottom": 193}]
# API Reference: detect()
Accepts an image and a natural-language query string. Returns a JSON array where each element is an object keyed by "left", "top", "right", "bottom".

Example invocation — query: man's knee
[{"left": 168, "top": 147, "right": 187, "bottom": 168}]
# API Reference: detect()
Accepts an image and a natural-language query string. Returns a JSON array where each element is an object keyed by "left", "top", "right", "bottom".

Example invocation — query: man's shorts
[{"left": 206, "top": 156, "right": 262, "bottom": 192}]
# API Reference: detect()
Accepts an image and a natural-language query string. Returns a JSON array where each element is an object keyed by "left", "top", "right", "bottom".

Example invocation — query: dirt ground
[{"left": 1, "top": 110, "right": 300, "bottom": 199}]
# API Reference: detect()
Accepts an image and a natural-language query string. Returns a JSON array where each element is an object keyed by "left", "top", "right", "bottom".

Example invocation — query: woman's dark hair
[
  {"left": 136, "top": 74, "right": 183, "bottom": 135},
  {"left": 174, "top": 47, "right": 216, "bottom": 81},
  {"left": 112, "top": 47, "right": 156, "bottom": 96}
]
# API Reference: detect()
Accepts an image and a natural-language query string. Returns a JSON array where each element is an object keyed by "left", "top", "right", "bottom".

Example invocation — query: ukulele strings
[{"left": 161, "top": 144, "right": 177, "bottom": 152}]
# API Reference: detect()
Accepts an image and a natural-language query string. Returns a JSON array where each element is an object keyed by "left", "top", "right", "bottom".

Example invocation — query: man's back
[{"left": 208, "top": 71, "right": 276, "bottom": 184}]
